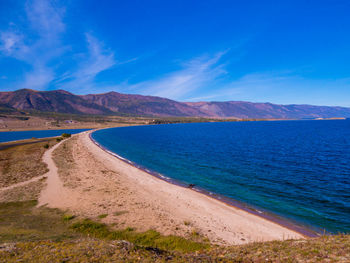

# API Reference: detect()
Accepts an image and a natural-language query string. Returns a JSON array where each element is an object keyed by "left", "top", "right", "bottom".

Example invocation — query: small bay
[{"left": 0, "top": 129, "right": 90, "bottom": 143}]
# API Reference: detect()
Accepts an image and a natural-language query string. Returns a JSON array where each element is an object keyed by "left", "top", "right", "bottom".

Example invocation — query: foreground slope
[{"left": 1, "top": 134, "right": 350, "bottom": 262}]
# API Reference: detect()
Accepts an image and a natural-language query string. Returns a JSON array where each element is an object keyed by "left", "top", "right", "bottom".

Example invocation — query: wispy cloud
[
  {"left": 0, "top": 0, "right": 117, "bottom": 92},
  {"left": 123, "top": 51, "right": 228, "bottom": 100},
  {"left": 56, "top": 33, "right": 116, "bottom": 92},
  {"left": 191, "top": 70, "right": 350, "bottom": 106},
  {"left": 0, "top": 0, "right": 66, "bottom": 90}
]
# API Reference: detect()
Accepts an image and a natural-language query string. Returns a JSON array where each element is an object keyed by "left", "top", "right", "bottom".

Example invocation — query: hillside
[
  {"left": 0, "top": 89, "right": 112, "bottom": 115},
  {"left": 186, "top": 101, "right": 350, "bottom": 119},
  {"left": 1, "top": 89, "right": 350, "bottom": 119},
  {"left": 81, "top": 91, "right": 205, "bottom": 117}
]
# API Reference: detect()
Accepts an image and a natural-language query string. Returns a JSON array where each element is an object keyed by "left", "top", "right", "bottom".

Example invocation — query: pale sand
[{"left": 38, "top": 130, "right": 304, "bottom": 245}]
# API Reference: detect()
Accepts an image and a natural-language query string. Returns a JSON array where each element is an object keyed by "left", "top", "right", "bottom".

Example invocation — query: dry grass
[
  {"left": 1, "top": 235, "right": 350, "bottom": 262},
  {"left": 0, "top": 139, "right": 58, "bottom": 188},
  {"left": 0, "top": 179, "right": 46, "bottom": 203},
  {"left": 51, "top": 137, "right": 79, "bottom": 188},
  {"left": 0, "top": 200, "right": 80, "bottom": 243},
  {"left": 0, "top": 197, "right": 349, "bottom": 262}
]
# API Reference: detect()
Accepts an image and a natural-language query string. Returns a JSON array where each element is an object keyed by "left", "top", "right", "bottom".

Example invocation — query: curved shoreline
[{"left": 89, "top": 129, "right": 319, "bottom": 238}]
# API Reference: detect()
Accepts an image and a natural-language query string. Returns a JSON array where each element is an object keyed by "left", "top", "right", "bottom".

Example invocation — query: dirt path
[
  {"left": 0, "top": 175, "right": 46, "bottom": 192},
  {"left": 37, "top": 138, "right": 80, "bottom": 208}
]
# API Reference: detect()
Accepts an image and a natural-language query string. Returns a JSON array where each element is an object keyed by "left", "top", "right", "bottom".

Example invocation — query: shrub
[
  {"left": 61, "top": 133, "right": 71, "bottom": 138},
  {"left": 43, "top": 144, "right": 49, "bottom": 149},
  {"left": 71, "top": 219, "right": 209, "bottom": 252},
  {"left": 63, "top": 214, "right": 75, "bottom": 221},
  {"left": 98, "top": 214, "right": 108, "bottom": 219},
  {"left": 184, "top": 221, "right": 191, "bottom": 226}
]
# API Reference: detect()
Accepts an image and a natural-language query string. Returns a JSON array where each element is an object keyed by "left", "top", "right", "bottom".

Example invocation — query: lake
[{"left": 92, "top": 120, "right": 350, "bottom": 234}]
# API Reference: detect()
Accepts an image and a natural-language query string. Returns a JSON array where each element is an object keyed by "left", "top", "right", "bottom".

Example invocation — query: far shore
[{"left": 0, "top": 116, "right": 346, "bottom": 132}]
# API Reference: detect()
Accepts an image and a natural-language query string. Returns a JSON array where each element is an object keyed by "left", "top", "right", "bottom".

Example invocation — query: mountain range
[{"left": 1, "top": 89, "right": 350, "bottom": 119}]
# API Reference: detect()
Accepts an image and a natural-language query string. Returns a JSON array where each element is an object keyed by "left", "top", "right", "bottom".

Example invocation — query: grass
[
  {"left": 0, "top": 200, "right": 79, "bottom": 242},
  {"left": 51, "top": 138, "right": 76, "bottom": 185},
  {"left": 62, "top": 214, "right": 76, "bottom": 222},
  {"left": 71, "top": 219, "right": 209, "bottom": 253},
  {"left": 0, "top": 200, "right": 350, "bottom": 262},
  {"left": 98, "top": 213, "right": 108, "bottom": 219},
  {"left": 113, "top": 210, "right": 128, "bottom": 216},
  {"left": 1, "top": 234, "right": 350, "bottom": 262},
  {"left": 0, "top": 138, "right": 58, "bottom": 188}
]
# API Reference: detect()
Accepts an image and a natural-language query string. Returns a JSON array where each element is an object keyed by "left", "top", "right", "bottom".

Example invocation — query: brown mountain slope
[
  {"left": 1, "top": 89, "right": 350, "bottom": 119},
  {"left": 185, "top": 101, "right": 350, "bottom": 119},
  {"left": 0, "top": 89, "right": 112, "bottom": 115},
  {"left": 81, "top": 91, "right": 206, "bottom": 117}
]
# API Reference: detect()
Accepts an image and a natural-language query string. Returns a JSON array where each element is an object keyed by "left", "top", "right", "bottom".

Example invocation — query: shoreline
[{"left": 89, "top": 129, "right": 318, "bottom": 239}]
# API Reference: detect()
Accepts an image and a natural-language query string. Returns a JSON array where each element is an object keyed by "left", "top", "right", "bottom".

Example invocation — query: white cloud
[
  {"left": 0, "top": 0, "right": 66, "bottom": 90},
  {"left": 57, "top": 33, "right": 116, "bottom": 92},
  {"left": 124, "top": 51, "right": 228, "bottom": 100},
  {"left": 25, "top": 0, "right": 65, "bottom": 40},
  {"left": 0, "top": 0, "right": 117, "bottom": 92},
  {"left": 193, "top": 71, "right": 350, "bottom": 106},
  {"left": 0, "top": 31, "right": 23, "bottom": 54}
]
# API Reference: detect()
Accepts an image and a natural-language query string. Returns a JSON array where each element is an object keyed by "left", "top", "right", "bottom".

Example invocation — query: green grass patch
[
  {"left": 63, "top": 214, "right": 76, "bottom": 221},
  {"left": 61, "top": 133, "right": 71, "bottom": 138},
  {"left": 113, "top": 210, "right": 128, "bottom": 216},
  {"left": 98, "top": 214, "right": 108, "bottom": 219},
  {"left": 0, "top": 200, "right": 80, "bottom": 242},
  {"left": 71, "top": 219, "right": 209, "bottom": 252}
]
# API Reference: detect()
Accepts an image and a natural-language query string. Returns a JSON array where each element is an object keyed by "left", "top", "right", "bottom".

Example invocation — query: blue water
[
  {"left": 0, "top": 129, "right": 90, "bottom": 143},
  {"left": 92, "top": 120, "right": 350, "bottom": 234}
]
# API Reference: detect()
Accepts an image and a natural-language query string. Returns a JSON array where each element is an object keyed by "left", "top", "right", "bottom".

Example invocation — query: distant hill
[
  {"left": 81, "top": 92, "right": 205, "bottom": 117},
  {"left": 0, "top": 89, "right": 112, "bottom": 115},
  {"left": 185, "top": 101, "right": 350, "bottom": 119},
  {"left": 1, "top": 89, "right": 350, "bottom": 119}
]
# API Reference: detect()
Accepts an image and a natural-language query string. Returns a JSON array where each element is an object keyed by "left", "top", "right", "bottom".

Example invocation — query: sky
[{"left": 0, "top": 0, "right": 349, "bottom": 106}]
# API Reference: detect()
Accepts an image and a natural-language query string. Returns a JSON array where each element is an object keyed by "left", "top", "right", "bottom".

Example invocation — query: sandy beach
[{"left": 38, "top": 130, "right": 304, "bottom": 245}]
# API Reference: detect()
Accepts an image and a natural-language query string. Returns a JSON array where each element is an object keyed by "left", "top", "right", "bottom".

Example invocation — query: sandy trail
[
  {"left": 38, "top": 137, "right": 80, "bottom": 207},
  {"left": 37, "top": 130, "right": 304, "bottom": 245},
  {"left": 0, "top": 175, "right": 46, "bottom": 192}
]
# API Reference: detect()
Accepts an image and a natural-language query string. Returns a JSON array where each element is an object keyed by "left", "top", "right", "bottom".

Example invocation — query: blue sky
[{"left": 0, "top": 0, "right": 349, "bottom": 106}]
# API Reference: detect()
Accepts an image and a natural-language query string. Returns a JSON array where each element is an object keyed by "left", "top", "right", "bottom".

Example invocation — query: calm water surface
[
  {"left": 0, "top": 129, "right": 90, "bottom": 143},
  {"left": 92, "top": 120, "right": 350, "bottom": 233}
]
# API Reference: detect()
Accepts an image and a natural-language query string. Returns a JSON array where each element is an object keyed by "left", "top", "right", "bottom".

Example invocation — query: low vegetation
[
  {"left": 0, "top": 138, "right": 58, "bottom": 188},
  {"left": 61, "top": 133, "right": 71, "bottom": 138},
  {"left": 0, "top": 200, "right": 79, "bottom": 243},
  {"left": 71, "top": 219, "right": 209, "bottom": 253},
  {"left": 0, "top": 199, "right": 349, "bottom": 262}
]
